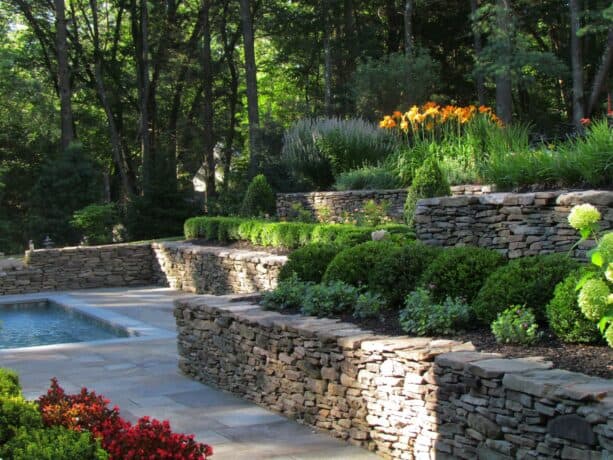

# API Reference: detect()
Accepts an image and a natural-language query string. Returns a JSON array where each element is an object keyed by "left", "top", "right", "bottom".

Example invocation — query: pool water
[{"left": 0, "top": 301, "right": 129, "bottom": 349}]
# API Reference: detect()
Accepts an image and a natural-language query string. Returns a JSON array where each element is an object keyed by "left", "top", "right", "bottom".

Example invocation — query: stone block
[{"left": 548, "top": 414, "right": 596, "bottom": 446}]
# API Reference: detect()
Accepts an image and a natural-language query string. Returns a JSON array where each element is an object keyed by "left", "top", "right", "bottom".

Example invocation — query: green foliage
[
  {"left": 70, "top": 204, "right": 119, "bottom": 245},
  {"left": 369, "top": 242, "right": 440, "bottom": 306},
  {"left": 1, "top": 426, "right": 108, "bottom": 460},
  {"left": 399, "top": 288, "right": 472, "bottom": 336},
  {"left": 334, "top": 165, "right": 402, "bottom": 191},
  {"left": 286, "top": 203, "right": 315, "bottom": 223},
  {"left": 261, "top": 274, "right": 312, "bottom": 311},
  {"left": 473, "top": 254, "right": 579, "bottom": 324},
  {"left": 491, "top": 305, "right": 540, "bottom": 345},
  {"left": 301, "top": 281, "right": 360, "bottom": 317},
  {"left": 0, "top": 369, "right": 21, "bottom": 398},
  {"left": 404, "top": 157, "right": 450, "bottom": 226},
  {"left": 240, "top": 174, "right": 276, "bottom": 218},
  {"left": 546, "top": 271, "right": 602, "bottom": 343},
  {"left": 184, "top": 216, "right": 412, "bottom": 249},
  {"left": 323, "top": 241, "right": 399, "bottom": 288},
  {"left": 578, "top": 278, "right": 610, "bottom": 322},
  {"left": 352, "top": 50, "right": 440, "bottom": 120},
  {"left": 281, "top": 118, "right": 396, "bottom": 189},
  {"left": 278, "top": 243, "right": 346, "bottom": 283},
  {"left": 353, "top": 291, "right": 387, "bottom": 319},
  {"left": 420, "top": 246, "right": 505, "bottom": 304},
  {"left": 0, "top": 397, "right": 43, "bottom": 445},
  {"left": 27, "top": 143, "right": 101, "bottom": 247}
]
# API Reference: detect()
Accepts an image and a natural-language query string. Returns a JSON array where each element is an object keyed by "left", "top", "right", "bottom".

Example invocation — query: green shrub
[
  {"left": 369, "top": 242, "right": 440, "bottom": 306},
  {"left": 323, "top": 241, "right": 399, "bottom": 288},
  {"left": 399, "top": 288, "right": 472, "bottom": 336},
  {"left": 184, "top": 216, "right": 413, "bottom": 249},
  {"left": 404, "top": 157, "right": 450, "bottom": 226},
  {"left": 420, "top": 246, "right": 505, "bottom": 304},
  {"left": 491, "top": 305, "right": 540, "bottom": 345},
  {"left": 546, "top": 271, "right": 602, "bottom": 343},
  {"left": 1, "top": 426, "right": 108, "bottom": 460},
  {"left": 0, "top": 397, "right": 43, "bottom": 445},
  {"left": 240, "top": 174, "right": 276, "bottom": 217},
  {"left": 353, "top": 291, "right": 387, "bottom": 319},
  {"left": 70, "top": 204, "right": 119, "bottom": 245},
  {"left": 0, "top": 369, "right": 21, "bottom": 398},
  {"left": 281, "top": 117, "right": 396, "bottom": 189},
  {"left": 279, "top": 243, "right": 346, "bottom": 283},
  {"left": 473, "top": 254, "right": 579, "bottom": 324},
  {"left": 333, "top": 165, "right": 402, "bottom": 191},
  {"left": 301, "top": 281, "right": 360, "bottom": 317},
  {"left": 261, "top": 275, "right": 312, "bottom": 311}
]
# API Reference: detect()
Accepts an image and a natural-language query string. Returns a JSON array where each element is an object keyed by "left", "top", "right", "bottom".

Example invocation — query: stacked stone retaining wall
[
  {"left": 176, "top": 296, "right": 613, "bottom": 460},
  {"left": 151, "top": 242, "right": 286, "bottom": 294},
  {"left": 275, "top": 186, "right": 494, "bottom": 223},
  {"left": 415, "top": 190, "right": 613, "bottom": 258}
]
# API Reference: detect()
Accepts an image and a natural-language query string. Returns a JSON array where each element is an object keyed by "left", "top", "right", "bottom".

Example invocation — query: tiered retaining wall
[
  {"left": 0, "top": 244, "right": 155, "bottom": 295},
  {"left": 276, "top": 185, "right": 494, "bottom": 223},
  {"left": 415, "top": 190, "right": 613, "bottom": 258},
  {"left": 151, "top": 242, "right": 286, "bottom": 294},
  {"left": 176, "top": 297, "right": 613, "bottom": 460}
]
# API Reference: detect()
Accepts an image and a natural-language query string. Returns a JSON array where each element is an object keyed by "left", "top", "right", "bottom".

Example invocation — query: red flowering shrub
[{"left": 37, "top": 379, "right": 212, "bottom": 460}]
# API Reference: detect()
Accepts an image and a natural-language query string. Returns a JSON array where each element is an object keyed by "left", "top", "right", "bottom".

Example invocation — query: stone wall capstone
[
  {"left": 152, "top": 242, "right": 286, "bottom": 294},
  {"left": 415, "top": 190, "right": 613, "bottom": 258},
  {"left": 175, "top": 296, "right": 613, "bottom": 460},
  {"left": 275, "top": 185, "right": 495, "bottom": 223}
]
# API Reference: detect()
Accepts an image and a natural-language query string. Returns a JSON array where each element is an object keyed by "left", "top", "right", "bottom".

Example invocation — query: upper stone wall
[
  {"left": 415, "top": 190, "right": 613, "bottom": 258},
  {"left": 276, "top": 185, "right": 495, "bottom": 223}
]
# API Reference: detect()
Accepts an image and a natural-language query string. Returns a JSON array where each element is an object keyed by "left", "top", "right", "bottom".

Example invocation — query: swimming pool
[{"left": 0, "top": 300, "right": 130, "bottom": 349}]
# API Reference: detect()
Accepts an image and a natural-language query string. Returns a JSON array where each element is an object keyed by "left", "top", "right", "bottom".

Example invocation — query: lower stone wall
[
  {"left": 415, "top": 190, "right": 613, "bottom": 258},
  {"left": 0, "top": 244, "right": 156, "bottom": 295},
  {"left": 175, "top": 297, "right": 613, "bottom": 460},
  {"left": 152, "top": 242, "right": 286, "bottom": 294}
]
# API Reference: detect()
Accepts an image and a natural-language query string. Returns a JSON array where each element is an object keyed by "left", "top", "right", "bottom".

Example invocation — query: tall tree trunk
[
  {"left": 55, "top": 0, "right": 75, "bottom": 151},
  {"left": 323, "top": 0, "right": 333, "bottom": 116},
  {"left": 470, "top": 0, "right": 486, "bottom": 106},
  {"left": 403, "top": 0, "right": 414, "bottom": 56},
  {"left": 202, "top": 0, "right": 216, "bottom": 201},
  {"left": 570, "top": 0, "right": 585, "bottom": 129},
  {"left": 587, "top": 27, "right": 613, "bottom": 116},
  {"left": 239, "top": 0, "right": 261, "bottom": 177},
  {"left": 384, "top": 0, "right": 402, "bottom": 53},
  {"left": 495, "top": 0, "right": 513, "bottom": 124}
]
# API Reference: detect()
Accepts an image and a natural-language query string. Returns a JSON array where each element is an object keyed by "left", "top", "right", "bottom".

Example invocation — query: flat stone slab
[
  {"left": 466, "top": 357, "right": 553, "bottom": 379},
  {"left": 436, "top": 351, "right": 504, "bottom": 370},
  {"left": 503, "top": 369, "right": 593, "bottom": 398}
]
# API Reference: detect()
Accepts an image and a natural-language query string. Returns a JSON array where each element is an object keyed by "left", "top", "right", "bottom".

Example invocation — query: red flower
[{"left": 580, "top": 118, "right": 591, "bottom": 126}]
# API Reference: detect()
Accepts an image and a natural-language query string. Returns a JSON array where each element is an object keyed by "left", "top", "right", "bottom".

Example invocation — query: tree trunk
[
  {"left": 323, "top": 0, "right": 333, "bottom": 116},
  {"left": 404, "top": 0, "right": 414, "bottom": 56},
  {"left": 55, "top": 0, "right": 75, "bottom": 151},
  {"left": 239, "top": 0, "right": 261, "bottom": 177},
  {"left": 587, "top": 27, "right": 613, "bottom": 116},
  {"left": 470, "top": 0, "right": 486, "bottom": 106},
  {"left": 202, "top": 0, "right": 216, "bottom": 201},
  {"left": 570, "top": 0, "right": 585, "bottom": 129},
  {"left": 495, "top": 0, "right": 513, "bottom": 124}
]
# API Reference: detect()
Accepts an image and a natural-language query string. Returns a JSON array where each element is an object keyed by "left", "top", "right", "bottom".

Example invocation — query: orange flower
[
  {"left": 422, "top": 101, "right": 438, "bottom": 110},
  {"left": 392, "top": 110, "right": 403, "bottom": 119}
]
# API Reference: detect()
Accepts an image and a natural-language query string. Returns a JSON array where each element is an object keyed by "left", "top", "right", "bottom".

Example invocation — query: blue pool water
[{"left": 0, "top": 301, "right": 129, "bottom": 349}]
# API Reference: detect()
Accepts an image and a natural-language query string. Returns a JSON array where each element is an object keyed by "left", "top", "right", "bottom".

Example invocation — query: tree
[
  {"left": 570, "top": 0, "right": 585, "bottom": 128},
  {"left": 55, "top": 0, "right": 75, "bottom": 150}
]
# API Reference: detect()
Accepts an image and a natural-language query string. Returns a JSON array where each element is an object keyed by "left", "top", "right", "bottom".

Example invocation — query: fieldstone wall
[
  {"left": 176, "top": 297, "right": 613, "bottom": 460},
  {"left": 415, "top": 190, "right": 613, "bottom": 258},
  {"left": 276, "top": 185, "right": 495, "bottom": 223},
  {"left": 151, "top": 242, "right": 286, "bottom": 294},
  {"left": 0, "top": 244, "right": 155, "bottom": 295}
]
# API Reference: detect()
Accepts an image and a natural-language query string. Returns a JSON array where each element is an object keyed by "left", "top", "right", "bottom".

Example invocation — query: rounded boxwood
[
  {"left": 419, "top": 246, "right": 505, "bottom": 304},
  {"left": 546, "top": 270, "right": 602, "bottom": 343},
  {"left": 278, "top": 243, "right": 346, "bottom": 283},
  {"left": 323, "top": 240, "right": 399, "bottom": 288},
  {"left": 240, "top": 174, "right": 276, "bottom": 217},
  {"left": 369, "top": 241, "right": 441, "bottom": 307},
  {"left": 473, "top": 253, "right": 579, "bottom": 324}
]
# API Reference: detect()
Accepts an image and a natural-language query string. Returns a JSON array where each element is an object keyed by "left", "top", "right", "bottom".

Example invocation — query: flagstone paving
[{"left": 0, "top": 287, "right": 377, "bottom": 460}]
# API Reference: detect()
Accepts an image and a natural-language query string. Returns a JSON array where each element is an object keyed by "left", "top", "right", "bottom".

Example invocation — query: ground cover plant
[{"left": 0, "top": 370, "right": 213, "bottom": 460}]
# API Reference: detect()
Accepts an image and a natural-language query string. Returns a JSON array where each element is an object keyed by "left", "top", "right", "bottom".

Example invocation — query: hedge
[{"left": 184, "top": 216, "right": 413, "bottom": 249}]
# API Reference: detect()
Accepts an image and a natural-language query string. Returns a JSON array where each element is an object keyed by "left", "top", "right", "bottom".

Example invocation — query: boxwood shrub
[
  {"left": 369, "top": 241, "right": 441, "bottom": 307},
  {"left": 184, "top": 216, "right": 412, "bottom": 249},
  {"left": 473, "top": 253, "right": 579, "bottom": 324},
  {"left": 278, "top": 243, "right": 346, "bottom": 283},
  {"left": 420, "top": 246, "right": 505, "bottom": 303},
  {"left": 546, "top": 270, "right": 602, "bottom": 343}
]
